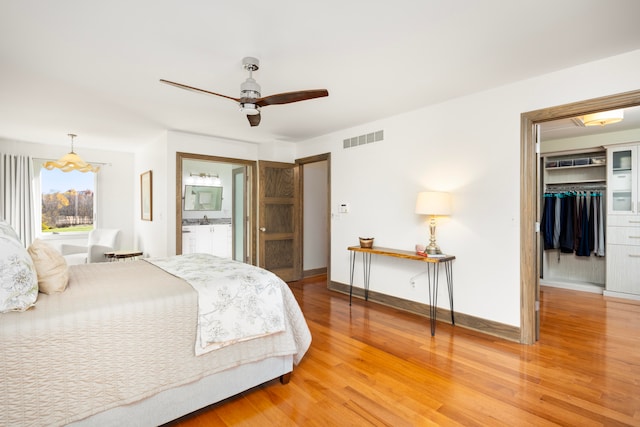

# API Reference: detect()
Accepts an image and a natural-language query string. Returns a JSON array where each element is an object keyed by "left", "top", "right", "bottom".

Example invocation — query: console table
[{"left": 347, "top": 246, "right": 455, "bottom": 336}]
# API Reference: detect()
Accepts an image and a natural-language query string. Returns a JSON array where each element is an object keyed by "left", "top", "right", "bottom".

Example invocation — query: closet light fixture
[
  {"left": 415, "top": 191, "right": 452, "bottom": 255},
  {"left": 43, "top": 134, "right": 99, "bottom": 173},
  {"left": 581, "top": 109, "right": 624, "bottom": 127}
]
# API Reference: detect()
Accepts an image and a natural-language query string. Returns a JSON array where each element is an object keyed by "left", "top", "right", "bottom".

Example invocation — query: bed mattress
[{"left": 0, "top": 259, "right": 311, "bottom": 427}]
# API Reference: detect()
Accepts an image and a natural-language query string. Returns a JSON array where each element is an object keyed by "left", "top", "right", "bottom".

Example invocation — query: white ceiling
[{"left": 2, "top": 0, "right": 640, "bottom": 152}]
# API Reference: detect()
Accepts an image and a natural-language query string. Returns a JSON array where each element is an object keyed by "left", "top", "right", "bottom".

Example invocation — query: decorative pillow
[
  {"left": 28, "top": 239, "right": 69, "bottom": 294},
  {"left": 0, "top": 219, "right": 20, "bottom": 242},
  {"left": 0, "top": 235, "right": 38, "bottom": 313}
]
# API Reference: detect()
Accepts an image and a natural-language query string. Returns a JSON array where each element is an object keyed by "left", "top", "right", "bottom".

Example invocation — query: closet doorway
[
  {"left": 538, "top": 123, "right": 608, "bottom": 293},
  {"left": 520, "top": 89, "right": 640, "bottom": 344},
  {"left": 297, "top": 153, "right": 331, "bottom": 284}
]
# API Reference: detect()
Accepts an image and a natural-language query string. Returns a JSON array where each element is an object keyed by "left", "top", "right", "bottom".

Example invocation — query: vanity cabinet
[
  {"left": 182, "top": 224, "right": 232, "bottom": 258},
  {"left": 211, "top": 224, "right": 232, "bottom": 258},
  {"left": 605, "top": 144, "right": 640, "bottom": 299}
]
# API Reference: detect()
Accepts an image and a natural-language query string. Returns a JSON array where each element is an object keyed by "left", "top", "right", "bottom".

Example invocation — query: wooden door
[{"left": 258, "top": 161, "right": 301, "bottom": 282}]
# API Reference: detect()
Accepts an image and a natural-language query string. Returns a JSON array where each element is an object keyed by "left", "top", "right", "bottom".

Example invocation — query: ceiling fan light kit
[
  {"left": 160, "top": 56, "right": 328, "bottom": 127},
  {"left": 240, "top": 103, "right": 260, "bottom": 115}
]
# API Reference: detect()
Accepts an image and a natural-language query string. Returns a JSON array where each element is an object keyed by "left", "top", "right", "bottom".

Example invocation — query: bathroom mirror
[{"left": 184, "top": 185, "right": 223, "bottom": 211}]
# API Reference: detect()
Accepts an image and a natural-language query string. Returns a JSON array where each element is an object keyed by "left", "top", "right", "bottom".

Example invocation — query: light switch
[{"left": 339, "top": 203, "right": 350, "bottom": 213}]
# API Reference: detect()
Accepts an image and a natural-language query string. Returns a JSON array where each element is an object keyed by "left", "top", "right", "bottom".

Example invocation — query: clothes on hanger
[{"left": 541, "top": 191, "right": 605, "bottom": 257}]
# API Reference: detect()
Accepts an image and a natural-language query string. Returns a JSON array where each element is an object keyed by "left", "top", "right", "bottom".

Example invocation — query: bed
[{"left": 0, "top": 227, "right": 312, "bottom": 427}]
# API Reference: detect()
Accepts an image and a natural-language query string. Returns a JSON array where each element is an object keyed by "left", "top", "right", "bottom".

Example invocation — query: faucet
[{"left": 201, "top": 215, "right": 209, "bottom": 225}]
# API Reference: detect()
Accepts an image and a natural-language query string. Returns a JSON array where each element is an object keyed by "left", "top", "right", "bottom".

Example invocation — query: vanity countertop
[{"left": 182, "top": 218, "right": 231, "bottom": 226}]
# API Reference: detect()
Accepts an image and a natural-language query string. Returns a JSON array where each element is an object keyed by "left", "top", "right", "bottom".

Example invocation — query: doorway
[
  {"left": 176, "top": 152, "right": 257, "bottom": 264},
  {"left": 297, "top": 153, "right": 331, "bottom": 282},
  {"left": 520, "top": 89, "right": 640, "bottom": 344},
  {"left": 176, "top": 151, "right": 330, "bottom": 284}
]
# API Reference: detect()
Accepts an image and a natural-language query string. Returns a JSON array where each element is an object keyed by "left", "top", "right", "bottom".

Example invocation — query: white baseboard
[
  {"left": 540, "top": 279, "right": 604, "bottom": 294},
  {"left": 603, "top": 290, "right": 640, "bottom": 301}
]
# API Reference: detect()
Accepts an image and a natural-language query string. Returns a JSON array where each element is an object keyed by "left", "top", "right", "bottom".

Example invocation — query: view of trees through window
[{"left": 40, "top": 169, "right": 95, "bottom": 233}]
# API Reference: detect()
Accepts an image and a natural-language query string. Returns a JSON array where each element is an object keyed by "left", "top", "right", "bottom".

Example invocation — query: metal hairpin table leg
[
  {"left": 426, "top": 262, "right": 440, "bottom": 336},
  {"left": 363, "top": 252, "right": 372, "bottom": 301},
  {"left": 444, "top": 259, "right": 454, "bottom": 325},
  {"left": 349, "top": 250, "right": 356, "bottom": 305},
  {"left": 349, "top": 250, "right": 372, "bottom": 305}
]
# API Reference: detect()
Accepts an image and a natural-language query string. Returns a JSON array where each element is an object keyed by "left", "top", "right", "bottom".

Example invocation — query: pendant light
[{"left": 43, "top": 134, "right": 100, "bottom": 173}]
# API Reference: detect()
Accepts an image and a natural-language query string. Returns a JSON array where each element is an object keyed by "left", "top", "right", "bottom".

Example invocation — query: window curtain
[{"left": 1, "top": 153, "right": 35, "bottom": 246}]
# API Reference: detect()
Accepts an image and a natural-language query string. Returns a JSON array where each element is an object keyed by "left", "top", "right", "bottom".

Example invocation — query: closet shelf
[
  {"left": 546, "top": 163, "right": 605, "bottom": 171},
  {"left": 544, "top": 152, "right": 606, "bottom": 170},
  {"left": 545, "top": 179, "right": 606, "bottom": 185}
]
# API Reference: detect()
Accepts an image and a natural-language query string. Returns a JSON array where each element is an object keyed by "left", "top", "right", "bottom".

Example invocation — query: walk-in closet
[
  {"left": 539, "top": 105, "right": 640, "bottom": 299},
  {"left": 539, "top": 149, "right": 607, "bottom": 292}
]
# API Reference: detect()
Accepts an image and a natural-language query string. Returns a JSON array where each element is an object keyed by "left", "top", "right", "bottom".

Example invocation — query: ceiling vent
[
  {"left": 343, "top": 130, "right": 383, "bottom": 149},
  {"left": 570, "top": 118, "right": 585, "bottom": 128}
]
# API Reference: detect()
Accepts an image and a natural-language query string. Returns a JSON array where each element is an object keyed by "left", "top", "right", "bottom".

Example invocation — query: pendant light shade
[{"left": 43, "top": 134, "right": 99, "bottom": 173}]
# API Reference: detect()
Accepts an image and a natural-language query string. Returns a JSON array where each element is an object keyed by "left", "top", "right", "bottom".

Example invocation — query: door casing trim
[
  {"left": 520, "top": 89, "right": 640, "bottom": 344},
  {"left": 176, "top": 152, "right": 257, "bottom": 264}
]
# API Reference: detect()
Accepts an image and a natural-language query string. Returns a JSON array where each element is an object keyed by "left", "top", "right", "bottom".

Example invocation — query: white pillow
[
  {"left": 0, "top": 235, "right": 38, "bottom": 313},
  {"left": 28, "top": 239, "right": 69, "bottom": 294}
]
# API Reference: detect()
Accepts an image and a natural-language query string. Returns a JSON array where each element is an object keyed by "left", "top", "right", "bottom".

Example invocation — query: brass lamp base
[
  {"left": 425, "top": 244, "right": 442, "bottom": 255},
  {"left": 425, "top": 216, "right": 442, "bottom": 254}
]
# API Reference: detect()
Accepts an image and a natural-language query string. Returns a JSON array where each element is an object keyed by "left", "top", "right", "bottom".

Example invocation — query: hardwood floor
[{"left": 168, "top": 276, "right": 640, "bottom": 426}]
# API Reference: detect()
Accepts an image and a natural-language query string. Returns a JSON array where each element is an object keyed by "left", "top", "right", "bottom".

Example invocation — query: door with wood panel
[{"left": 258, "top": 161, "right": 300, "bottom": 282}]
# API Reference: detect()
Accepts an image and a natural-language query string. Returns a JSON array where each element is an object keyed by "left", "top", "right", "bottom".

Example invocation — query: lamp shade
[
  {"left": 43, "top": 151, "right": 99, "bottom": 173},
  {"left": 42, "top": 134, "right": 100, "bottom": 173},
  {"left": 415, "top": 191, "right": 452, "bottom": 216},
  {"left": 581, "top": 109, "right": 624, "bottom": 127}
]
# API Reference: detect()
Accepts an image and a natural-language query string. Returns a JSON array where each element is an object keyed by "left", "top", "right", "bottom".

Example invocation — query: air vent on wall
[{"left": 343, "top": 130, "right": 383, "bottom": 149}]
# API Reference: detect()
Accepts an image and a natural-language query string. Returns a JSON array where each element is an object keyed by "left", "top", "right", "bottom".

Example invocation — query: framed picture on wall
[{"left": 141, "top": 170, "right": 152, "bottom": 221}]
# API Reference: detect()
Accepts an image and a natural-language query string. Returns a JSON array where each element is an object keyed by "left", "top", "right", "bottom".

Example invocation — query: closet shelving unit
[{"left": 540, "top": 149, "right": 607, "bottom": 293}]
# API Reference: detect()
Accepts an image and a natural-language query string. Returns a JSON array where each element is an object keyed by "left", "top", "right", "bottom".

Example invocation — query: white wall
[
  {"left": 134, "top": 132, "right": 169, "bottom": 258},
  {"left": 0, "top": 137, "right": 135, "bottom": 250},
  {"left": 135, "top": 130, "right": 269, "bottom": 258},
  {"left": 296, "top": 49, "right": 640, "bottom": 328}
]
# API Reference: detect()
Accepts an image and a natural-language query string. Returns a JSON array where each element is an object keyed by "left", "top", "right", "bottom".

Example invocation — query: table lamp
[{"left": 415, "top": 191, "right": 452, "bottom": 254}]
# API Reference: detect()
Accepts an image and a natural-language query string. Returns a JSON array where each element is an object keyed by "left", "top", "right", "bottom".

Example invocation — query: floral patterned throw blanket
[{"left": 147, "top": 253, "right": 286, "bottom": 355}]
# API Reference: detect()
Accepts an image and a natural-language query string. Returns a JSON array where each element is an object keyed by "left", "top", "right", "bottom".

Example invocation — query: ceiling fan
[{"left": 160, "top": 57, "right": 329, "bottom": 127}]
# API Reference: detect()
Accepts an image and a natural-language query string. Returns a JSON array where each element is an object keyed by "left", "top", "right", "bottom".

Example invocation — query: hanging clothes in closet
[{"left": 541, "top": 190, "right": 605, "bottom": 257}]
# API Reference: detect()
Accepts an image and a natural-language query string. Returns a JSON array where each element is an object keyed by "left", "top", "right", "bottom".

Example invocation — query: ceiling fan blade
[
  {"left": 159, "top": 79, "right": 240, "bottom": 103},
  {"left": 256, "top": 89, "right": 328, "bottom": 107},
  {"left": 247, "top": 112, "right": 261, "bottom": 127}
]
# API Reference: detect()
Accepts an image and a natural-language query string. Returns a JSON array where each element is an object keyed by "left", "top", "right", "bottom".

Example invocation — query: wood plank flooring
[{"left": 167, "top": 276, "right": 640, "bottom": 426}]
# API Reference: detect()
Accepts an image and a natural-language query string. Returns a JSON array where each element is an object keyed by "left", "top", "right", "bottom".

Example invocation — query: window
[{"left": 39, "top": 168, "right": 96, "bottom": 234}]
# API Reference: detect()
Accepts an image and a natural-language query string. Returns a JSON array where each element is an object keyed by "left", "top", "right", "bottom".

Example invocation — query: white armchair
[{"left": 61, "top": 229, "right": 121, "bottom": 265}]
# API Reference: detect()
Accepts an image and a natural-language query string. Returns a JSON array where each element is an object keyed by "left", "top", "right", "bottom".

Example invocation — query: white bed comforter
[{"left": 147, "top": 253, "right": 286, "bottom": 355}]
